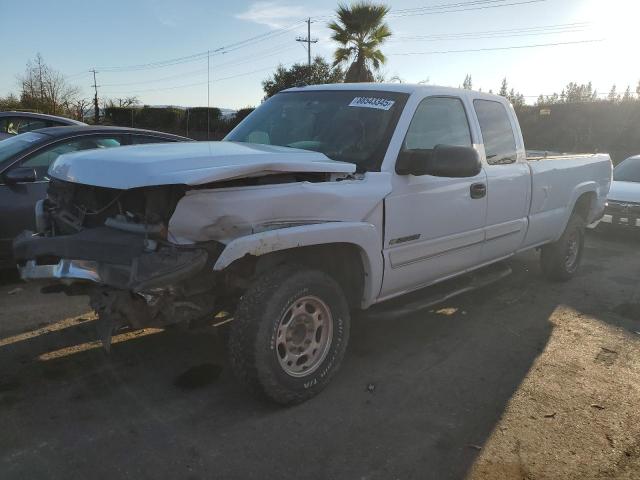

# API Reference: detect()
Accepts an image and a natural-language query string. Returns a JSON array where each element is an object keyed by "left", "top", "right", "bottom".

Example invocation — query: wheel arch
[
  {"left": 213, "top": 222, "right": 384, "bottom": 308},
  {"left": 555, "top": 183, "right": 599, "bottom": 241}
]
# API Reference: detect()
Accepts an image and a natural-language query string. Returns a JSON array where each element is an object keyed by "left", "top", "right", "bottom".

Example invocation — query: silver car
[{"left": 0, "top": 111, "right": 86, "bottom": 140}]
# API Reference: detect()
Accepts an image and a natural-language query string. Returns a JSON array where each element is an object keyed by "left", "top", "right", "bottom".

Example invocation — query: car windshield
[
  {"left": 224, "top": 90, "right": 408, "bottom": 172},
  {"left": 613, "top": 157, "right": 640, "bottom": 182},
  {"left": 0, "top": 132, "right": 46, "bottom": 164}
]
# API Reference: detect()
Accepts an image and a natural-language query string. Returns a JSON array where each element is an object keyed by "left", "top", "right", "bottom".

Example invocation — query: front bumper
[
  {"left": 14, "top": 227, "right": 221, "bottom": 292},
  {"left": 598, "top": 200, "right": 640, "bottom": 228},
  {"left": 19, "top": 259, "right": 101, "bottom": 283}
]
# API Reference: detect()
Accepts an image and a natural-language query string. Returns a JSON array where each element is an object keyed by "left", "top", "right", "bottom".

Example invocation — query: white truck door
[
  {"left": 380, "top": 96, "right": 487, "bottom": 300},
  {"left": 472, "top": 99, "right": 531, "bottom": 262}
]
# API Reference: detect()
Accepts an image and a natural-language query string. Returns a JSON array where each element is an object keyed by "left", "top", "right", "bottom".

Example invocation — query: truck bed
[{"left": 522, "top": 153, "right": 612, "bottom": 248}]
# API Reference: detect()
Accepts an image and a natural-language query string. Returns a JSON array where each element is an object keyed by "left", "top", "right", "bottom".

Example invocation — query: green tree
[
  {"left": 564, "top": 82, "right": 596, "bottom": 103},
  {"left": 508, "top": 88, "right": 525, "bottom": 108},
  {"left": 499, "top": 78, "right": 508, "bottom": 97},
  {"left": 328, "top": 2, "right": 392, "bottom": 83},
  {"left": 536, "top": 81, "right": 599, "bottom": 105},
  {"left": 622, "top": 85, "right": 633, "bottom": 102},
  {"left": 463, "top": 74, "right": 472, "bottom": 90},
  {"left": 608, "top": 84, "right": 619, "bottom": 102},
  {"left": 636, "top": 80, "right": 640, "bottom": 98},
  {"left": 262, "top": 57, "right": 344, "bottom": 98}
]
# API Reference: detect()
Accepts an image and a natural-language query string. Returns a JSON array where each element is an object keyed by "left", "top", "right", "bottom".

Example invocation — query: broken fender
[
  {"left": 213, "top": 222, "right": 383, "bottom": 308},
  {"left": 168, "top": 173, "right": 393, "bottom": 243}
]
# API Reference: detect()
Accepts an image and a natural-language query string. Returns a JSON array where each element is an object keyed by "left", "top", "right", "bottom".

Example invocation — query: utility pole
[
  {"left": 91, "top": 69, "right": 99, "bottom": 124},
  {"left": 296, "top": 18, "right": 318, "bottom": 67},
  {"left": 207, "top": 50, "right": 210, "bottom": 140},
  {"left": 207, "top": 48, "right": 225, "bottom": 140}
]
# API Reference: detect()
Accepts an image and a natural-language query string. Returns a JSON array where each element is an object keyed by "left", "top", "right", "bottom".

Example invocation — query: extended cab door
[
  {"left": 380, "top": 95, "right": 487, "bottom": 300},
  {"left": 472, "top": 99, "right": 531, "bottom": 262}
]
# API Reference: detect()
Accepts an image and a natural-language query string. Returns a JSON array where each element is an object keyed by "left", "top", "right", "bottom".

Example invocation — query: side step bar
[{"left": 365, "top": 262, "right": 512, "bottom": 320}]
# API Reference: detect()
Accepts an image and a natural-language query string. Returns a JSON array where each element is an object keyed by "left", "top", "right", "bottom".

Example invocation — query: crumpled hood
[
  {"left": 608, "top": 180, "right": 640, "bottom": 203},
  {"left": 49, "top": 141, "right": 356, "bottom": 189}
]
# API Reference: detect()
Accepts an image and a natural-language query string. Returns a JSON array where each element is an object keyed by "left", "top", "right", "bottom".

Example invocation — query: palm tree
[{"left": 328, "top": 2, "right": 392, "bottom": 83}]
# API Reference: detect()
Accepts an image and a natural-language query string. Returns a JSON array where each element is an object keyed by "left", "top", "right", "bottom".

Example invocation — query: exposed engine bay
[
  {"left": 14, "top": 179, "right": 227, "bottom": 349},
  {"left": 13, "top": 170, "right": 365, "bottom": 349}
]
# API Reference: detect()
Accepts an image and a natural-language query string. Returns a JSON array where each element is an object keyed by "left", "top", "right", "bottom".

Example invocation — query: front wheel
[
  {"left": 228, "top": 264, "right": 350, "bottom": 405},
  {"left": 540, "top": 214, "right": 585, "bottom": 281}
]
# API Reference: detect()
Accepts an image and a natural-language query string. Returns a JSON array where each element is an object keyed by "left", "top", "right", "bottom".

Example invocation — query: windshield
[
  {"left": 0, "top": 132, "right": 47, "bottom": 164},
  {"left": 613, "top": 157, "right": 640, "bottom": 182},
  {"left": 225, "top": 90, "right": 408, "bottom": 172}
]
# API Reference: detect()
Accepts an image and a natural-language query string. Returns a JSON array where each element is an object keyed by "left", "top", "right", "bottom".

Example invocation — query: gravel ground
[{"left": 0, "top": 229, "right": 638, "bottom": 480}]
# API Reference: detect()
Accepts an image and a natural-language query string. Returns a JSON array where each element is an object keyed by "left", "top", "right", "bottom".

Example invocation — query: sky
[{"left": 1, "top": 0, "right": 638, "bottom": 109}]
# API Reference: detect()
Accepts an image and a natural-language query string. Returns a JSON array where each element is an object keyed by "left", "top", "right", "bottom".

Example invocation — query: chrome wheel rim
[
  {"left": 275, "top": 295, "right": 333, "bottom": 378},
  {"left": 565, "top": 230, "right": 580, "bottom": 271}
]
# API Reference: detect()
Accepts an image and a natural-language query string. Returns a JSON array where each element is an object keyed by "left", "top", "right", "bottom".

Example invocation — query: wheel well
[
  {"left": 572, "top": 191, "right": 596, "bottom": 221},
  {"left": 226, "top": 244, "right": 367, "bottom": 309}
]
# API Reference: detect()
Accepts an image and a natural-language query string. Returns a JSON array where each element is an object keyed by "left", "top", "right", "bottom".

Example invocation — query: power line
[
  {"left": 390, "top": 38, "right": 604, "bottom": 56},
  {"left": 212, "top": 43, "right": 298, "bottom": 69},
  {"left": 100, "top": 44, "right": 299, "bottom": 92},
  {"left": 391, "top": 0, "right": 523, "bottom": 14},
  {"left": 94, "top": 21, "right": 304, "bottom": 73},
  {"left": 89, "top": 0, "right": 543, "bottom": 75},
  {"left": 100, "top": 66, "right": 209, "bottom": 87},
  {"left": 310, "top": 0, "right": 545, "bottom": 22},
  {"left": 387, "top": 0, "right": 545, "bottom": 18},
  {"left": 98, "top": 21, "right": 587, "bottom": 90},
  {"left": 391, "top": 22, "right": 591, "bottom": 41},
  {"left": 101, "top": 61, "right": 302, "bottom": 96}
]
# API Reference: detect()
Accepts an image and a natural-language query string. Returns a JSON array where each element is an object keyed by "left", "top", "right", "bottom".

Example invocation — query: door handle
[{"left": 470, "top": 182, "right": 486, "bottom": 199}]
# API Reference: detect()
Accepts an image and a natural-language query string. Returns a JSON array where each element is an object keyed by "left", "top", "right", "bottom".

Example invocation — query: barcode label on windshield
[{"left": 348, "top": 97, "right": 395, "bottom": 110}]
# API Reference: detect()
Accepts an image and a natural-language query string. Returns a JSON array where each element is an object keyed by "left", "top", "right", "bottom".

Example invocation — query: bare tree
[
  {"left": 18, "top": 54, "right": 79, "bottom": 115},
  {"left": 0, "top": 93, "right": 22, "bottom": 111},
  {"left": 72, "top": 99, "right": 92, "bottom": 121},
  {"left": 103, "top": 96, "right": 141, "bottom": 108}
]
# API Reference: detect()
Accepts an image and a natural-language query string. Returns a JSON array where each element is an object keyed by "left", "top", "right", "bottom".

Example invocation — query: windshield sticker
[{"left": 348, "top": 97, "right": 395, "bottom": 110}]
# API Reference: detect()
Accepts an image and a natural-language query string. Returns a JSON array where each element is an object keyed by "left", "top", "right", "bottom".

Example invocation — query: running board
[{"left": 365, "top": 262, "right": 512, "bottom": 320}]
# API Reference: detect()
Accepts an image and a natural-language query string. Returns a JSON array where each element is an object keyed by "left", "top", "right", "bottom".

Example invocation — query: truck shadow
[{"left": 0, "top": 233, "right": 632, "bottom": 479}]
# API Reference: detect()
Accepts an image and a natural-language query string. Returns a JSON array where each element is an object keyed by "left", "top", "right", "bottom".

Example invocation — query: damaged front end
[{"left": 14, "top": 179, "right": 226, "bottom": 350}]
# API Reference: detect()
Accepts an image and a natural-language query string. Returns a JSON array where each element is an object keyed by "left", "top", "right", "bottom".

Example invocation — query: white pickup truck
[{"left": 14, "top": 84, "right": 612, "bottom": 404}]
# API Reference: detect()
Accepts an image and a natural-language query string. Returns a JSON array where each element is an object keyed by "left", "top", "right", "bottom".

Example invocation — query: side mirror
[
  {"left": 3, "top": 167, "right": 38, "bottom": 184},
  {"left": 396, "top": 145, "right": 481, "bottom": 178}
]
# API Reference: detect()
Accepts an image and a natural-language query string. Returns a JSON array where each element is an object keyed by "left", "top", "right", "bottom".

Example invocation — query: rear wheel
[
  {"left": 540, "top": 214, "right": 585, "bottom": 281},
  {"left": 228, "top": 264, "right": 350, "bottom": 405}
]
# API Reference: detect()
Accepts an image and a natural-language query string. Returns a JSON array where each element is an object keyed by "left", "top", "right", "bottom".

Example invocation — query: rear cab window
[{"left": 473, "top": 99, "right": 517, "bottom": 165}]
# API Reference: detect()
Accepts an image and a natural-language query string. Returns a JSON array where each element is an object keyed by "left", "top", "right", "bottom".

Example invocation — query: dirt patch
[{"left": 595, "top": 347, "right": 619, "bottom": 366}]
